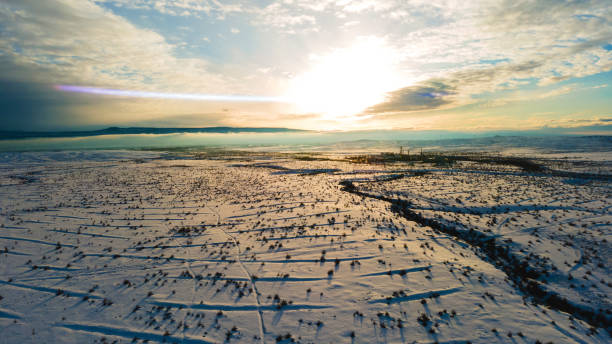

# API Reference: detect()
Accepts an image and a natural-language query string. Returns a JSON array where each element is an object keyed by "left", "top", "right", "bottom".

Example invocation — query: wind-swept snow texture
[{"left": 0, "top": 151, "right": 610, "bottom": 343}]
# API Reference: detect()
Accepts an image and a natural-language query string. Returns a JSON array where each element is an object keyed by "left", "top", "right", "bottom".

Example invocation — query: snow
[{"left": 0, "top": 150, "right": 610, "bottom": 343}]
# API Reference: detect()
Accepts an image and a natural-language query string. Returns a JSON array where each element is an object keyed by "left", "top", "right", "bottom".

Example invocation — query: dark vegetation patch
[
  {"left": 343, "top": 151, "right": 612, "bottom": 181},
  {"left": 8, "top": 171, "right": 41, "bottom": 184},
  {"left": 345, "top": 152, "right": 544, "bottom": 171}
]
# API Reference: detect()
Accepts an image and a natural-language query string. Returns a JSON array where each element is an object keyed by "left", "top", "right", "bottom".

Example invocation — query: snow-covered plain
[{"left": 0, "top": 150, "right": 610, "bottom": 343}]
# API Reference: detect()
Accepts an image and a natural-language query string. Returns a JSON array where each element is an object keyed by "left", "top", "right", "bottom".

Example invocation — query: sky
[{"left": 0, "top": 0, "right": 611, "bottom": 131}]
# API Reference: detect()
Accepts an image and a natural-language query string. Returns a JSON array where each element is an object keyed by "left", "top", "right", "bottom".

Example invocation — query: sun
[{"left": 285, "top": 37, "right": 404, "bottom": 122}]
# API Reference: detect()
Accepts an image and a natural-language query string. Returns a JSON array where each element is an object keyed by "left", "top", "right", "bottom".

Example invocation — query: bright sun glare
[{"left": 285, "top": 37, "right": 403, "bottom": 122}]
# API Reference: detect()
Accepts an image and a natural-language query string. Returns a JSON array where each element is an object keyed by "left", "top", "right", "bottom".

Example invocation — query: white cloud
[
  {"left": 95, "top": 0, "right": 244, "bottom": 18},
  {"left": 341, "top": 20, "right": 360, "bottom": 28},
  {"left": 364, "top": 0, "right": 612, "bottom": 114},
  {"left": 252, "top": 2, "right": 318, "bottom": 33},
  {"left": 0, "top": 0, "right": 232, "bottom": 93}
]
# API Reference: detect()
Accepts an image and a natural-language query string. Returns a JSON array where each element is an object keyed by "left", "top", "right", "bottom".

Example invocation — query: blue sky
[{"left": 0, "top": 0, "right": 610, "bottom": 131}]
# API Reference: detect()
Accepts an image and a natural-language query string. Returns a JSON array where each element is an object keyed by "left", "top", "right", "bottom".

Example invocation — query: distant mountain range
[{"left": 0, "top": 127, "right": 307, "bottom": 140}]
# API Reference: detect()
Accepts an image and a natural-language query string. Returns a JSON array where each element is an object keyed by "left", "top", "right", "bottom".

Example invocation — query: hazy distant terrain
[
  {"left": 0, "top": 147, "right": 610, "bottom": 343},
  {"left": 0, "top": 128, "right": 610, "bottom": 155},
  {"left": 0, "top": 127, "right": 306, "bottom": 140}
]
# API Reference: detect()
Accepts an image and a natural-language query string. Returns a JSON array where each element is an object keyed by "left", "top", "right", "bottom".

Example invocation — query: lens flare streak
[{"left": 54, "top": 85, "right": 288, "bottom": 103}]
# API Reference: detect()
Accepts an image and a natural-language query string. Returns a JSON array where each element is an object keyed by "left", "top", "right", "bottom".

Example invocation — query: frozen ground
[{"left": 0, "top": 150, "right": 610, "bottom": 343}]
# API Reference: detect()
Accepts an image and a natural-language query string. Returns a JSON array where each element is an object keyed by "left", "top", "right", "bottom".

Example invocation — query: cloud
[
  {"left": 0, "top": 77, "right": 292, "bottom": 130},
  {"left": 252, "top": 3, "right": 318, "bottom": 33},
  {"left": 367, "top": 82, "right": 456, "bottom": 113},
  {"left": 0, "top": 0, "right": 231, "bottom": 92},
  {"left": 96, "top": 0, "right": 244, "bottom": 18},
  {"left": 0, "top": 80, "right": 106, "bottom": 130},
  {"left": 354, "top": 1, "right": 611, "bottom": 119},
  {"left": 1, "top": 0, "right": 611, "bottom": 131},
  {"left": 476, "top": 86, "right": 577, "bottom": 108},
  {"left": 534, "top": 116, "right": 612, "bottom": 129},
  {"left": 370, "top": 42, "right": 611, "bottom": 115},
  {"left": 368, "top": 60, "right": 545, "bottom": 114},
  {"left": 0, "top": 0, "right": 277, "bottom": 129}
]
